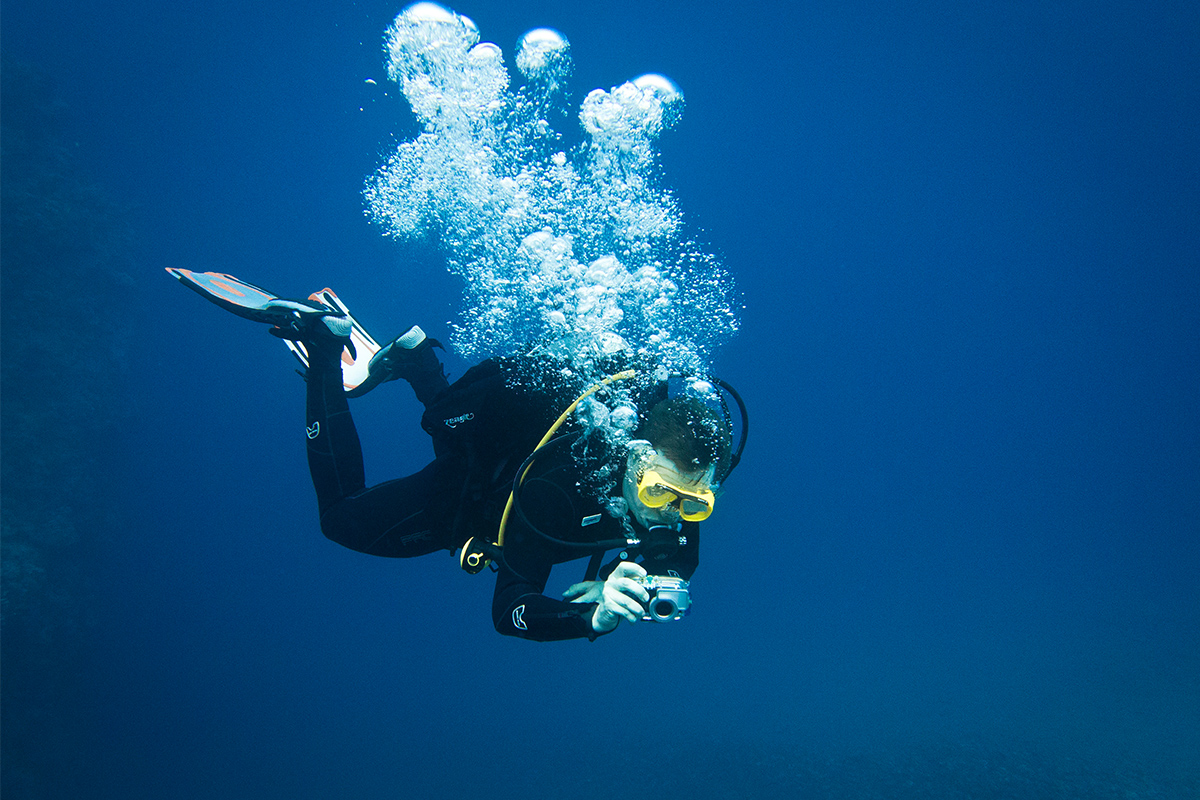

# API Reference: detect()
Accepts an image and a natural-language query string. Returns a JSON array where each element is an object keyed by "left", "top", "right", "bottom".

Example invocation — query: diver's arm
[
  {"left": 491, "top": 557, "right": 601, "bottom": 641},
  {"left": 489, "top": 470, "right": 608, "bottom": 641},
  {"left": 562, "top": 560, "right": 652, "bottom": 632}
]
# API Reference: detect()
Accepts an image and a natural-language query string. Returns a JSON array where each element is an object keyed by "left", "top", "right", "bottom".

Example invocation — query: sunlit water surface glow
[{"left": 365, "top": 2, "right": 739, "bottom": 387}]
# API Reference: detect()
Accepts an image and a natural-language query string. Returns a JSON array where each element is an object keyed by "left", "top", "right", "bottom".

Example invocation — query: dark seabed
[{"left": 2, "top": 1, "right": 1198, "bottom": 798}]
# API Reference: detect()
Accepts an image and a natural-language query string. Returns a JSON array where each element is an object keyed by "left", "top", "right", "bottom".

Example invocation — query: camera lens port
[{"left": 651, "top": 598, "right": 678, "bottom": 620}]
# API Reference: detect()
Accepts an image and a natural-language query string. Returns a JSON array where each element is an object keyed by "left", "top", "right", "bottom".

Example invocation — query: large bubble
[
  {"left": 516, "top": 28, "right": 571, "bottom": 86},
  {"left": 365, "top": 2, "right": 739, "bottom": 382}
]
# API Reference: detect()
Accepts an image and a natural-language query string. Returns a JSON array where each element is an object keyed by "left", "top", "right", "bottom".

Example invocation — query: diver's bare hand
[{"left": 589, "top": 561, "right": 649, "bottom": 633}]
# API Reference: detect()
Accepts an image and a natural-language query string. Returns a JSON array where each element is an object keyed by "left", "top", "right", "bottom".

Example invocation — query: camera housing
[{"left": 638, "top": 575, "right": 692, "bottom": 622}]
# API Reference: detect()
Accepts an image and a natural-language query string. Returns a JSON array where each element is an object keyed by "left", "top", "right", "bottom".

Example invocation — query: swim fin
[
  {"left": 166, "top": 268, "right": 290, "bottom": 324},
  {"left": 166, "top": 268, "right": 383, "bottom": 395}
]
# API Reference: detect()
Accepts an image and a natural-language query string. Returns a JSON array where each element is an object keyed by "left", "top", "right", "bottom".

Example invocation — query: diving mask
[{"left": 635, "top": 465, "right": 716, "bottom": 522}]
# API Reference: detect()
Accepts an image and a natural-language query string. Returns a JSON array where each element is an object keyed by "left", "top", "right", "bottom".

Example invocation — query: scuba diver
[{"left": 167, "top": 269, "right": 746, "bottom": 642}]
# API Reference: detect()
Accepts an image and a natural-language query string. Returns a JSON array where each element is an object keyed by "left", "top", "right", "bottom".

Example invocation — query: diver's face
[{"left": 624, "top": 450, "right": 715, "bottom": 527}]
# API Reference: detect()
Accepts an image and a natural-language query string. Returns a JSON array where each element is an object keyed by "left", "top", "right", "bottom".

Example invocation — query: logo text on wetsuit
[
  {"left": 443, "top": 413, "right": 475, "bottom": 428},
  {"left": 512, "top": 605, "right": 528, "bottom": 630},
  {"left": 398, "top": 530, "right": 432, "bottom": 546},
  {"left": 306, "top": 422, "right": 320, "bottom": 439}
]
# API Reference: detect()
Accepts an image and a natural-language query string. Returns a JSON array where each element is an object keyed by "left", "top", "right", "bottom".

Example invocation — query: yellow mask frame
[{"left": 635, "top": 466, "right": 716, "bottom": 522}]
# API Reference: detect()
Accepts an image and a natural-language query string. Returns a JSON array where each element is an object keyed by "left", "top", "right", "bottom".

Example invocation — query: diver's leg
[
  {"left": 303, "top": 331, "right": 459, "bottom": 557},
  {"left": 316, "top": 454, "right": 463, "bottom": 557},
  {"left": 405, "top": 338, "right": 450, "bottom": 407},
  {"left": 303, "top": 336, "right": 366, "bottom": 516}
]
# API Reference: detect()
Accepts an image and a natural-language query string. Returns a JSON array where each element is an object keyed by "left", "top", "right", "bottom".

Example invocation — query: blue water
[{"left": 3, "top": 1, "right": 1198, "bottom": 798}]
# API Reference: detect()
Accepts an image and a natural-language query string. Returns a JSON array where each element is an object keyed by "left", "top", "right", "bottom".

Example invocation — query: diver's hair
[{"left": 641, "top": 397, "right": 732, "bottom": 479}]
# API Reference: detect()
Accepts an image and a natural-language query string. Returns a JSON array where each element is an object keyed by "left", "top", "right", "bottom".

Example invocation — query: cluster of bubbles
[{"left": 365, "top": 2, "right": 739, "bottom": 382}]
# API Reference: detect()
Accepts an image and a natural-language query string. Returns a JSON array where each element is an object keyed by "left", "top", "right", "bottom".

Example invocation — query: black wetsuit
[{"left": 303, "top": 343, "right": 699, "bottom": 642}]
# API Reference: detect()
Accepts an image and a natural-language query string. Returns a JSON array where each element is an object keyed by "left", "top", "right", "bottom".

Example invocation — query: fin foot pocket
[{"left": 347, "top": 326, "right": 444, "bottom": 398}]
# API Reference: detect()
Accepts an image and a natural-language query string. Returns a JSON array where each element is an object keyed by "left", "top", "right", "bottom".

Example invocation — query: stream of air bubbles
[{"left": 364, "top": 2, "right": 739, "bottom": 381}]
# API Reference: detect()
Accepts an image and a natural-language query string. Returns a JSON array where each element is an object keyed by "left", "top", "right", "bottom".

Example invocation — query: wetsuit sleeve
[
  {"left": 490, "top": 471, "right": 604, "bottom": 642},
  {"left": 492, "top": 561, "right": 600, "bottom": 642}
]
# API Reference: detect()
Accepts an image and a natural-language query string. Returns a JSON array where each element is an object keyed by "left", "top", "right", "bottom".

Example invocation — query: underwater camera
[{"left": 638, "top": 575, "right": 692, "bottom": 622}]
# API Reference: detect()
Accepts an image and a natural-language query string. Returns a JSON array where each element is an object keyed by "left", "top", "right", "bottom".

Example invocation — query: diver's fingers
[
  {"left": 614, "top": 576, "right": 650, "bottom": 604},
  {"left": 613, "top": 592, "right": 645, "bottom": 623},
  {"left": 563, "top": 581, "right": 602, "bottom": 602},
  {"left": 604, "top": 584, "right": 645, "bottom": 623}
]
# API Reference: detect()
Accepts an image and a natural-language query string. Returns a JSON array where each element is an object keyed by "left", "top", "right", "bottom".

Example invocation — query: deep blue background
[{"left": 3, "top": 0, "right": 1198, "bottom": 796}]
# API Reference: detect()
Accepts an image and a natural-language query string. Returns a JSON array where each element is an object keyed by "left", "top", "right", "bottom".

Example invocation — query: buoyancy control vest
[{"left": 419, "top": 355, "right": 613, "bottom": 549}]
